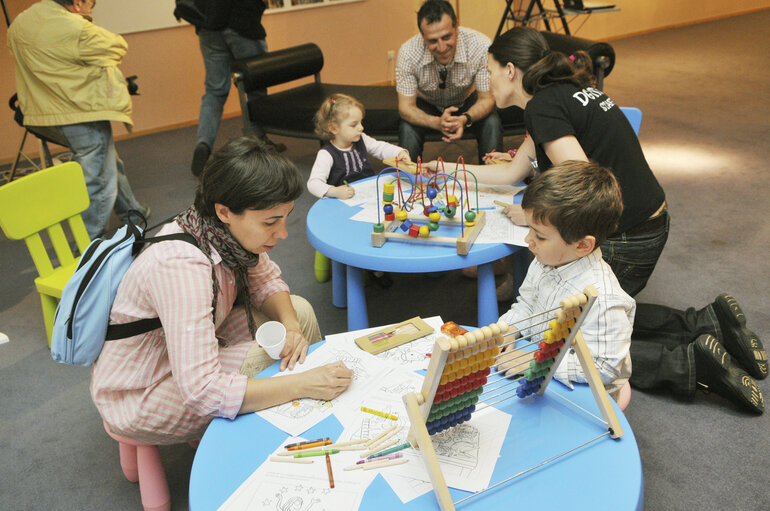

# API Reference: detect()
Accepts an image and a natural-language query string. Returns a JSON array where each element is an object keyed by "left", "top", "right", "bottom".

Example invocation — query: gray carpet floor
[{"left": 1, "top": 10, "right": 768, "bottom": 511}]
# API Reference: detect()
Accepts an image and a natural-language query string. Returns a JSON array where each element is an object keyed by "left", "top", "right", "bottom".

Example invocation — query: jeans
[
  {"left": 197, "top": 28, "right": 268, "bottom": 148},
  {"left": 601, "top": 208, "right": 670, "bottom": 297},
  {"left": 57, "top": 121, "right": 143, "bottom": 238},
  {"left": 630, "top": 301, "right": 721, "bottom": 398},
  {"left": 398, "top": 92, "right": 503, "bottom": 164}
]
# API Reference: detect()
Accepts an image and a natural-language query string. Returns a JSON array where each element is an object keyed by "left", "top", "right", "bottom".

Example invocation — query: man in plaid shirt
[{"left": 396, "top": 0, "right": 502, "bottom": 163}]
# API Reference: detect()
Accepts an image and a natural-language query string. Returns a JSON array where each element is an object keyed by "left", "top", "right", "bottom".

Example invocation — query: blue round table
[
  {"left": 189, "top": 347, "right": 643, "bottom": 511},
  {"left": 305, "top": 179, "right": 521, "bottom": 331}
]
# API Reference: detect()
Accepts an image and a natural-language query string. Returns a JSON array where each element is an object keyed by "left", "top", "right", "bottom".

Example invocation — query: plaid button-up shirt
[{"left": 396, "top": 26, "right": 492, "bottom": 109}]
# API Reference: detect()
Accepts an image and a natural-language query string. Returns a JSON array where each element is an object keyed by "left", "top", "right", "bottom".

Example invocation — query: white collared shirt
[{"left": 500, "top": 249, "right": 634, "bottom": 394}]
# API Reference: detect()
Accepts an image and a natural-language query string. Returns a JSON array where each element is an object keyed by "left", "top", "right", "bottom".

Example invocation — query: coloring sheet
[
  {"left": 256, "top": 342, "right": 390, "bottom": 436},
  {"left": 341, "top": 177, "right": 528, "bottom": 246},
  {"left": 217, "top": 438, "right": 371, "bottom": 511},
  {"left": 324, "top": 316, "right": 445, "bottom": 372},
  {"left": 387, "top": 406, "right": 512, "bottom": 493},
  {"left": 333, "top": 366, "right": 423, "bottom": 432}
]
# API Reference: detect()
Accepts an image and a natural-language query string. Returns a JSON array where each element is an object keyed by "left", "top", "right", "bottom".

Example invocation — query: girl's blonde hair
[{"left": 313, "top": 93, "right": 365, "bottom": 140}]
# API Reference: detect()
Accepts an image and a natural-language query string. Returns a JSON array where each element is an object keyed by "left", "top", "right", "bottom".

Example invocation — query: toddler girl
[{"left": 307, "top": 93, "right": 411, "bottom": 199}]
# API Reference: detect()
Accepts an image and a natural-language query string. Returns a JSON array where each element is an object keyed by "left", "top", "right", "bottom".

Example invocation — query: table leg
[
  {"left": 346, "top": 265, "right": 369, "bottom": 331},
  {"left": 477, "top": 261, "right": 498, "bottom": 327},
  {"left": 332, "top": 260, "right": 347, "bottom": 308}
]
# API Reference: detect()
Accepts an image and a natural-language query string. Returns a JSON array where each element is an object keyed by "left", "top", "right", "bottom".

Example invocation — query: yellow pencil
[{"left": 361, "top": 406, "right": 398, "bottom": 420}]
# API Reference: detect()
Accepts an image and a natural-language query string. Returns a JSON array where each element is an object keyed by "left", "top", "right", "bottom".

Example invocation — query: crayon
[
  {"left": 293, "top": 449, "right": 340, "bottom": 458},
  {"left": 361, "top": 406, "right": 398, "bottom": 420}
]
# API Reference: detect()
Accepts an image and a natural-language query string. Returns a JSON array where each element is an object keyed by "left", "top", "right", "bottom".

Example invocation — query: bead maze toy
[
  {"left": 402, "top": 285, "right": 625, "bottom": 511},
  {"left": 371, "top": 165, "right": 486, "bottom": 255}
]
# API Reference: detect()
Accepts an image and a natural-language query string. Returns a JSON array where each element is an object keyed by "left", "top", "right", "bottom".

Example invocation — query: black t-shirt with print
[{"left": 524, "top": 83, "right": 665, "bottom": 234}]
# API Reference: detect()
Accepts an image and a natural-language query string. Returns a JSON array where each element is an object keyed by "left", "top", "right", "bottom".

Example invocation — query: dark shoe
[
  {"left": 693, "top": 334, "right": 764, "bottom": 414},
  {"left": 261, "top": 136, "right": 286, "bottom": 153},
  {"left": 191, "top": 142, "right": 211, "bottom": 177},
  {"left": 713, "top": 294, "right": 768, "bottom": 379}
]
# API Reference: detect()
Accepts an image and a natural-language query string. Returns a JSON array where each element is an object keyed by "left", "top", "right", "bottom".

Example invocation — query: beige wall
[
  {"left": 1, "top": 0, "right": 767, "bottom": 163},
  {"left": 459, "top": 0, "right": 770, "bottom": 41}
]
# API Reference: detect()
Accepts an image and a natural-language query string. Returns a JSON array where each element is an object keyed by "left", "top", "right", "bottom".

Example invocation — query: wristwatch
[{"left": 462, "top": 113, "right": 473, "bottom": 127}]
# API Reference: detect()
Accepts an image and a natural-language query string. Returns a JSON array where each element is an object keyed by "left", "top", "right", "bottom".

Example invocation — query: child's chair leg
[
  {"left": 39, "top": 293, "right": 57, "bottom": 347},
  {"left": 118, "top": 442, "right": 139, "bottom": 482},
  {"left": 314, "top": 251, "right": 331, "bottom": 283},
  {"left": 136, "top": 445, "right": 170, "bottom": 511}
]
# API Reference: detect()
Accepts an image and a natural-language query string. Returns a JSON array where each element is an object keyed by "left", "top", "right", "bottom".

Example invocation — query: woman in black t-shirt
[{"left": 430, "top": 27, "right": 668, "bottom": 297}]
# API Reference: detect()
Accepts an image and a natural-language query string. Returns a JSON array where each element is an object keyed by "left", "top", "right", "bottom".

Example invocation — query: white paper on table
[
  {"left": 333, "top": 367, "right": 423, "bottom": 432},
  {"left": 380, "top": 473, "right": 433, "bottom": 504},
  {"left": 256, "top": 342, "right": 391, "bottom": 436},
  {"left": 217, "top": 437, "right": 370, "bottom": 511},
  {"left": 324, "top": 316, "right": 444, "bottom": 372},
  {"left": 386, "top": 406, "right": 512, "bottom": 493}
]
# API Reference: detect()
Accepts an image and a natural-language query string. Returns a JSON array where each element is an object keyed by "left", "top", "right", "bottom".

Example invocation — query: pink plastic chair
[
  {"left": 103, "top": 422, "right": 170, "bottom": 511},
  {"left": 616, "top": 381, "right": 632, "bottom": 411}
]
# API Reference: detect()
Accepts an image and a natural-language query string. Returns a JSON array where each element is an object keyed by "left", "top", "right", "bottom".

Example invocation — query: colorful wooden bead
[
  {"left": 444, "top": 206, "right": 456, "bottom": 217},
  {"left": 396, "top": 210, "right": 408, "bottom": 221},
  {"left": 419, "top": 225, "right": 429, "bottom": 237},
  {"left": 383, "top": 192, "right": 394, "bottom": 202},
  {"left": 373, "top": 223, "right": 385, "bottom": 233},
  {"left": 447, "top": 195, "right": 458, "bottom": 206},
  {"left": 427, "top": 187, "right": 438, "bottom": 199},
  {"left": 428, "top": 221, "right": 439, "bottom": 231},
  {"left": 384, "top": 182, "right": 395, "bottom": 193},
  {"left": 464, "top": 210, "right": 476, "bottom": 222},
  {"left": 400, "top": 219, "right": 413, "bottom": 232},
  {"left": 429, "top": 211, "right": 441, "bottom": 223},
  {"left": 384, "top": 213, "right": 395, "bottom": 221},
  {"left": 383, "top": 204, "right": 394, "bottom": 214},
  {"left": 408, "top": 224, "right": 420, "bottom": 237}
]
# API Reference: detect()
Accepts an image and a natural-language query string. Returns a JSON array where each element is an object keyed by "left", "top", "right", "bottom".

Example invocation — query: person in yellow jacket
[{"left": 8, "top": 0, "right": 148, "bottom": 238}]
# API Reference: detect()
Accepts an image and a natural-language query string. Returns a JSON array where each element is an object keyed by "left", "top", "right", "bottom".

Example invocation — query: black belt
[{"left": 624, "top": 208, "right": 668, "bottom": 236}]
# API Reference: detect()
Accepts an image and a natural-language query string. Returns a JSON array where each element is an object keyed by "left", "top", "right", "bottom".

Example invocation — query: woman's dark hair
[
  {"left": 194, "top": 137, "right": 303, "bottom": 219},
  {"left": 488, "top": 27, "right": 595, "bottom": 95}
]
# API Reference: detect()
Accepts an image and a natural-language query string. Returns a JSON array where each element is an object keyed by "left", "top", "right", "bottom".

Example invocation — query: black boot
[
  {"left": 712, "top": 294, "right": 768, "bottom": 379},
  {"left": 693, "top": 334, "right": 764, "bottom": 414}
]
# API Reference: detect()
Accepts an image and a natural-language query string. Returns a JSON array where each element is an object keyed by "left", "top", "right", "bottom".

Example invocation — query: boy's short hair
[{"left": 521, "top": 161, "right": 623, "bottom": 245}]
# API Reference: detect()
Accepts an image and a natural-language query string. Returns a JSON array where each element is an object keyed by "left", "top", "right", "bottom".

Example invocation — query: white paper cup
[{"left": 256, "top": 321, "right": 287, "bottom": 359}]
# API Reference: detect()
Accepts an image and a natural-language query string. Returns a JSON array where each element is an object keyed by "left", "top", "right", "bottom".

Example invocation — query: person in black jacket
[{"left": 187, "top": 0, "right": 286, "bottom": 177}]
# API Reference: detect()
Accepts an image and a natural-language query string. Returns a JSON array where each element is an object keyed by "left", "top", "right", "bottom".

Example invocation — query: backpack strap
[{"left": 105, "top": 232, "right": 198, "bottom": 341}]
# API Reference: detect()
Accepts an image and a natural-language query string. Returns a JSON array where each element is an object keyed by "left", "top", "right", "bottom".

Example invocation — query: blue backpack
[{"left": 51, "top": 218, "right": 196, "bottom": 366}]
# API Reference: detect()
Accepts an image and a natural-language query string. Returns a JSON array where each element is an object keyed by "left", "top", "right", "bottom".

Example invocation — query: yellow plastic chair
[{"left": 0, "top": 161, "right": 91, "bottom": 345}]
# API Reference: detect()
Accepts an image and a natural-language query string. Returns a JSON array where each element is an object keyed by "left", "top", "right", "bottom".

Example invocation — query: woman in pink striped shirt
[{"left": 91, "top": 137, "right": 353, "bottom": 444}]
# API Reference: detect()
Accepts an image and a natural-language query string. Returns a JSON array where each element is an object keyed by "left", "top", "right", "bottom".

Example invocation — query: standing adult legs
[
  {"left": 196, "top": 29, "right": 232, "bottom": 152},
  {"left": 222, "top": 29, "right": 268, "bottom": 139}
]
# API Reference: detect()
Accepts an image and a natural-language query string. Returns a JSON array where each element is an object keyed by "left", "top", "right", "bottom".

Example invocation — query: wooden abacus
[{"left": 402, "top": 285, "right": 624, "bottom": 511}]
